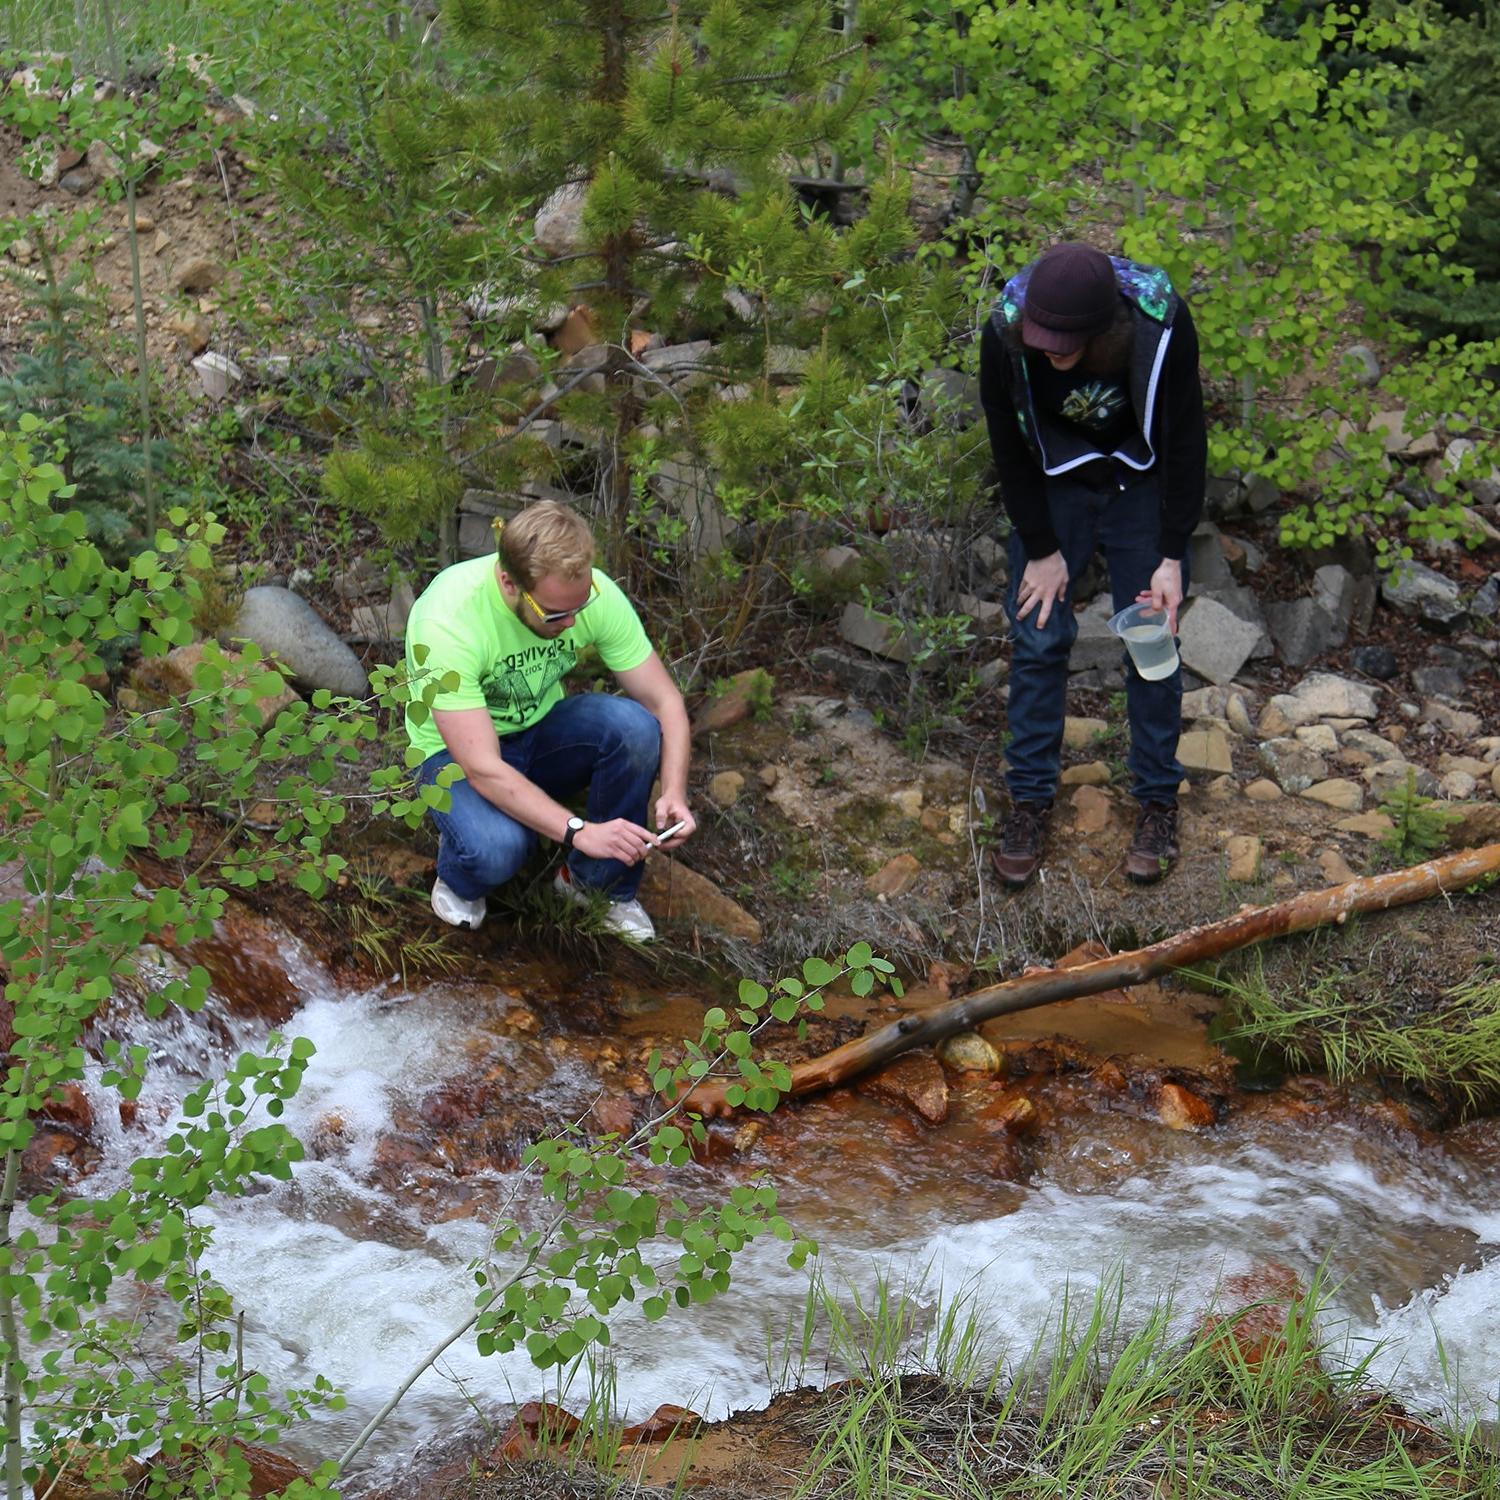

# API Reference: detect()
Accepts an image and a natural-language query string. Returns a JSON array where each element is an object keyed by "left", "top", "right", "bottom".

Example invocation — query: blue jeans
[
  {"left": 416, "top": 693, "right": 662, "bottom": 901},
  {"left": 1004, "top": 471, "right": 1190, "bottom": 808}
]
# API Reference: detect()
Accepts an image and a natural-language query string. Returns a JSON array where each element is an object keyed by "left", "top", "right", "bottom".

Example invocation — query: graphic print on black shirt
[{"left": 1031, "top": 356, "right": 1132, "bottom": 448}]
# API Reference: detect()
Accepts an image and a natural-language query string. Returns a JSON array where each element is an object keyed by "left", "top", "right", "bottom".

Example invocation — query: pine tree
[
  {"left": 1396, "top": 2, "right": 1500, "bottom": 342},
  {"left": 439, "top": 0, "right": 910, "bottom": 543}
]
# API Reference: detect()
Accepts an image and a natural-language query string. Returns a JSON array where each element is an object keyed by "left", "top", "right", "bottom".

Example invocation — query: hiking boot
[
  {"left": 431, "top": 877, "right": 487, "bottom": 930},
  {"left": 1125, "top": 802, "right": 1180, "bottom": 884},
  {"left": 553, "top": 866, "right": 657, "bottom": 942},
  {"left": 991, "top": 802, "right": 1052, "bottom": 888}
]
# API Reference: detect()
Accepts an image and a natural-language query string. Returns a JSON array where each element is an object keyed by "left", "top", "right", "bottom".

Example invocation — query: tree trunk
[{"left": 681, "top": 843, "right": 1500, "bottom": 1118}]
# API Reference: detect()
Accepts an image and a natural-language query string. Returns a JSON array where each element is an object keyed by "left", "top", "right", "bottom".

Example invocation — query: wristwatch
[{"left": 561, "top": 816, "right": 586, "bottom": 851}]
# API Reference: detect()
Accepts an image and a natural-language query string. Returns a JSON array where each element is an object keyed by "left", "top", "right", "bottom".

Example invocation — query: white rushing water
[{"left": 68, "top": 938, "right": 1500, "bottom": 1491}]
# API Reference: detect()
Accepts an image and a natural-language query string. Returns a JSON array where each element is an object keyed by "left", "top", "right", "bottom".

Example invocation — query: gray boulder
[
  {"left": 1188, "top": 522, "right": 1235, "bottom": 590},
  {"left": 1178, "top": 595, "right": 1261, "bottom": 686},
  {"left": 230, "top": 587, "right": 370, "bottom": 698},
  {"left": 1265, "top": 597, "right": 1338, "bottom": 669},
  {"left": 1381, "top": 560, "right": 1465, "bottom": 631},
  {"left": 1290, "top": 672, "right": 1381, "bottom": 720},
  {"left": 1258, "top": 738, "right": 1329, "bottom": 794},
  {"left": 1197, "top": 584, "right": 1274, "bottom": 658},
  {"left": 1069, "top": 595, "right": 1121, "bottom": 674}
]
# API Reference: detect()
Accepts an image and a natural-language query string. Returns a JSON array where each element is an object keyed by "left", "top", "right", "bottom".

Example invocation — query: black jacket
[{"left": 979, "top": 254, "right": 1207, "bottom": 562}]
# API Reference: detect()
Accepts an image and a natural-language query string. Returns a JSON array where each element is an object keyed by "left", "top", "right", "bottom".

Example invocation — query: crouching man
[{"left": 403, "top": 500, "right": 695, "bottom": 941}]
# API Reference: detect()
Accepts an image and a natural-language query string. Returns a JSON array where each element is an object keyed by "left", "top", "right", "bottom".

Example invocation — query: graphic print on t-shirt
[
  {"left": 479, "top": 637, "right": 577, "bottom": 727},
  {"left": 1060, "top": 379, "right": 1127, "bottom": 433}
]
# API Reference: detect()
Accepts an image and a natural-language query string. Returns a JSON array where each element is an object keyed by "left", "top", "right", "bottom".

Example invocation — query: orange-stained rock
[
  {"left": 488, "top": 1400, "right": 583, "bottom": 1460},
  {"left": 33, "top": 1447, "right": 146, "bottom": 1499},
  {"left": 21, "top": 1130, "right": 78, "bottom": 1180},
  {"left": 1157, "top": 1082, "right": 1215, "bottom": 1130},
  {"left": 1207, "top": 1262, "right": 1314, "bottom": 1372},
  {"left": 589, "top": 1093, "right": 638, "bottom": 1139},
  {"left": 978, "top": 1090, "right": 1041, "bottom": 1137},
  {"left": 620, "top": 1403, "right": 704, "bottom": 1444},
  {"left": 185, "top": 905, "right": 304, "bottom": 1023},
  {"left": 692, "top": 668, "right": 773, "bottom": 736},
  {"left": 637, "top": 859, "right": 762, "bottom": 942},
  {"left": 45, "top": 1083, "right": 93, "bottom": 1135},
  {"left": 232, "top": 1441, "right": 309, "bottom": 1497},
  {"left": 865, "top": 854, "right": 921, "bottom": 899},
  {"left": 859, "top": 1052, "right": 949, "bottom": 1125}
]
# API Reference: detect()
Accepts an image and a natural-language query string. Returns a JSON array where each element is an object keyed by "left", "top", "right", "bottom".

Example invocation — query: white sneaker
[
  {"left": 431, "top": 877, "right": 486, "bottom": 930},
  {"left": 552, "top": 867, "right": 656, "bottom": 942}
]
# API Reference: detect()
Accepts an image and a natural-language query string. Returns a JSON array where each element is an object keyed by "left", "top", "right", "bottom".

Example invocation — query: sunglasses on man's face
[{"left": 522, "top": 577, "right": 599, "bottom": 625}]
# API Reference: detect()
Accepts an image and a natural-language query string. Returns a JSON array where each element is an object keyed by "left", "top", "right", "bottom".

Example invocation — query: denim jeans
[
  {"left": 416, "top": 692, "right": 662, "bottom": 901},
  {"left": 1004, "top": 470, "right": 1190, "bottom": 808}
]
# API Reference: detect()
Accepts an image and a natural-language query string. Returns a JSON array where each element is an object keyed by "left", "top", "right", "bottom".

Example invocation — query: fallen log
[{"left": 682, "top": 841, "right": 1500, "bottom": 1119}]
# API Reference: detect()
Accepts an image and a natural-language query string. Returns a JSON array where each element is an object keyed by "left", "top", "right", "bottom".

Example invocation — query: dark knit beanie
[{"left": 1021, "top": 242, "right": 1119, "bottom": 355}]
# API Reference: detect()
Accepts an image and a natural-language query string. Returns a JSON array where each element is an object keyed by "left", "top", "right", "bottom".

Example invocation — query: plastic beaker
[{"left": 1107, "top": 602, "right": 1179, "bottom": 681}]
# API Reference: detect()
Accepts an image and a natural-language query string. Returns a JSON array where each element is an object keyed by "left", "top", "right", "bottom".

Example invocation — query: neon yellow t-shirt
[{"left": 402, "top": 558, "right": 653, "bottom": 758}]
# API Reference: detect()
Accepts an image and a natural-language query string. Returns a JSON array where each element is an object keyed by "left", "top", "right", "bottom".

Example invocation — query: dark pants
[
  {"left": 1004, "top": 471, "right": 1188, "bottom": 808},
  {"left": 417, "top": 692, "right": 661, "bottom": 901}
]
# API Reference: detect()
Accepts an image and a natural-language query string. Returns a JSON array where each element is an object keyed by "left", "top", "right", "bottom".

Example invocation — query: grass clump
[
  {"left": 790, "top": 1271, "right": 1498, "bottom": 1500},
  {"left": 1199, "top": 954, "right": 1500, "bottom": 1113}
]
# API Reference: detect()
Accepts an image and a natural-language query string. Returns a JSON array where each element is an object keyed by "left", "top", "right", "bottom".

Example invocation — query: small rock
[
  {"left": 1256, "top": 702, "right": 1294, "bottom": 739},
  {"left": 937, "top": 1032, "right": 1001, "bottom": 1075},
  {"left": 889, "top": 786, "right": 924, "bottom": 819},
  {"left": 1317, "top": 849, "right": 1359, "bottom": 885},
  {"left": 1177, "top": 728, "right": 1233, "bottom": 775},
  {"left": 1257, "top": 739, "right": 1328, "bottom": 794},
  {"left": 1265, "top": 597, "right": 1338, "bottom": 669},
  {"left": 817, "top": 544, "right": 862, "bottom": 578},
  {"left": 1381, "top": 560, "right": 1466, "bottom": 631},
  {"left": 1342, "top": 729, "right": 1405, "bottom": 763},
  {"left": 173, "top": 254, "right": 225, "bottom": 294},
  {"left": 1226, "top": 694, "right": 1256, "bottom": 739},
  {"left": 866, "top": 854, "right": 921, "bottom": 899},
  {"left": 637, "top": 859, "right": 762, "bottom": 941},
  {"left": 1411, "top": 666, "right": 1467, "bottom": 700},
  {"left": 1301, "top": 778, "right": 1364, "bottom": 812},
  {"left": 860, "top": 1052, "right": 949, "bottom": 1125},
  {"left": 1341, "top": 344, "right": 1381, "bottom": 386},
  {"left": 1493, "top": 764, "right": 1500, "bottom": 799},
  {"left": 1335, "top": 812, "right": 1395, "bottom": 839},
  {"left": 1293, "top": 724, "right": 1339, "bottom": 755},
  {"left": 1243, "top": 778, "right": 1283, "bottom": 802},
  {"left": 6, "top": 237, "right": 35, "bottom": 265},
  {"left": 1364, "top": 761, "right": 1440, "bottom": 800},
  {"left": 533, "top": 182, "right": 588, "bottom": 257},
  {"left": 1061, "top": 761, "right": 1111, "bottom": 786},
  {"left": 1158, "top": 1083, "right": 1214, "bottom": 1130},
  {"left": 1070, "top": 784, "right": 1114, "bottom": 834},
  {"left": 693, "top": 668, "right": 773, "bottom": 736},
  {"left": 1063, "top": 716, "right": 1108, "bottom": 749},
  {"left": 1349, "top": 644, "right": 1399, "bottom": 680},
  {"left": 1289, "top": 672, "right": 1380, "bottom": 721},
  {"left": 838, "top": 603, "right": 912, "bottom": 664},
  {"left": 1438, "top": 753, "right": 1489, "bottom": 779},
  {"left": 1225, "top": 835, "right": 1262, "bottom": 883},
  {"left": 1422, "top": 699, "right": 1483, "bottom": 738},
  {"left": 1441, "top": 771, "right": 1478, "bottom": 800},
  {"left": 708, "top": 771, "right": 745, "bottom": 808},
  {"left": 757, "top": 764, "right": 779, "bottom": 789},
  {"left": 167, "top": 308, "right": 211, "bottom": 353}
]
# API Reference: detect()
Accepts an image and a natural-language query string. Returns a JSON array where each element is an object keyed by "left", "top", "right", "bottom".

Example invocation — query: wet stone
[
  {"left": 859, "top": 1052, "right": 950, "bottom": 1125},
  {"left": 1157, "top": 1083, "right": 1214, "bottom": 1130},
  {"left": 937, "top": 1031, "right": 1002, "bottom": 1075}
]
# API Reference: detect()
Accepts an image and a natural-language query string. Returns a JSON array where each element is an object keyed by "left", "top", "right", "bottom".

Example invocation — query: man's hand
[
  {"left": 1016, "top": 552, "right": 1069, "bottom": 630},
  {"left": 652, "top": 794, "right": 696, "bottom": 850},
  {"left": 573, "top": 818, "right": 657, "bottom": 866},
  {"left": 1136, "top": 558, "right": 1184, "bottom": 633}
]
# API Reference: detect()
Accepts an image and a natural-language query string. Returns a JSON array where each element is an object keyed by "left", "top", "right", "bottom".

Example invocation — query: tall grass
[
  {"left": 792, "top": 1269, "right": 1500, "bottom": 1500},
  {"left": 1200, "top": 955, "right": 1500, "bottom": 1112}
]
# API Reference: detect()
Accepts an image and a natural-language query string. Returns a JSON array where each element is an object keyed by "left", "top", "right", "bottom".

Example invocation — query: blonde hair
[{"left": 497, "top": 500, "right": 595, "bottom": 590}]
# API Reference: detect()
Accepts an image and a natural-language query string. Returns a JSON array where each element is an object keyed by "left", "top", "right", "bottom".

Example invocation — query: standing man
[
  {"left": 403, "top": 500, "right": 696, "bottom": 940},
  {"left": 979, "top": 241, "right": 1207, "bottom": 887}
]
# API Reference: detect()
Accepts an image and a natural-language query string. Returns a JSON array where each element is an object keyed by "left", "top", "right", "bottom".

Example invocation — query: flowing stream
[{"left": 64, "top": 919, "right": 1500, "bottom": 1493}]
